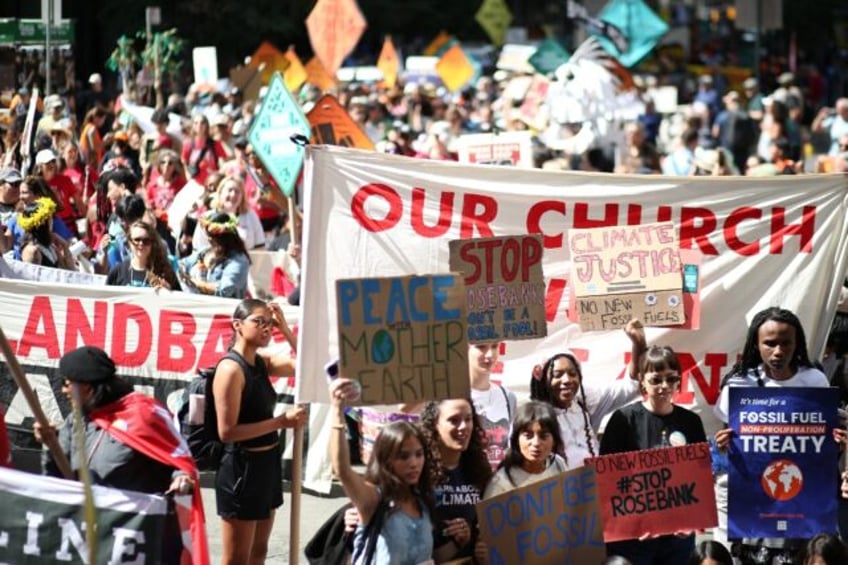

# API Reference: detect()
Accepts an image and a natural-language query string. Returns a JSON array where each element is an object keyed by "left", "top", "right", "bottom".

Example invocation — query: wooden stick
[
  {"left": 0, "top": 324, "right": 73, "bottom": 478},
  {"left": 289, "top": 419, "right": 305, "bottom": 565},
  {"left": 287, "top": 195, "right": 298, "bottom": 247}
]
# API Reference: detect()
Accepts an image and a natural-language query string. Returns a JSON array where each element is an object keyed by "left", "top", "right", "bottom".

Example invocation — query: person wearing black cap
[{"left": 36, "top": 345, "right": 209, "bottom": 563}]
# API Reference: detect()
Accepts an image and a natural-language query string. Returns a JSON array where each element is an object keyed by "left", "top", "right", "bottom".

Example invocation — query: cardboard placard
[
  {"left": 518, "top": 74, "right": 551, "bottom": 131},
  {"left": 728, "top": 387, "right": 839, "bottom": 539},
  {"left": 588, "top": 443, "right": 717, "bottom": 542},
  {"left": 304, "top": 56, "right": 336, "bottom": 92},
  {"left": 248, "top": 41, "right": 289, "bottom": 85},
  {"left": 476, "top": 466, "right": 605, "bottom": 564},
  {"left": 283, "top": 46, "right": 308, "bottom": 94},
  {"left": 436, "top": 44, "right": 475, "bottom": 93},
  {"left": 449, "top": 234, "right": 546, "bottom": 343},
  {"left": 568, "top": 222, "right": 683, "bottom": 330},
  {"left": 475, "top": 0, "right": 513, "bottom": 47},
  {"left": 307, "top": 94, "right": 375, "bottom": 150},
  {"left": 377, "top": 35, "right": 400, "bottom": 89},
  {"left": 456, "top": 132, "right": 533, "bottom": 168},
  {"left": 305, "top": 0, "right": 367, "bottom": 78},
  {"left": 192, "top": 46, "right": 218, "bottom": 87},
  {"left": 336, "top": 274, "right": 469, "bottom": 405}
]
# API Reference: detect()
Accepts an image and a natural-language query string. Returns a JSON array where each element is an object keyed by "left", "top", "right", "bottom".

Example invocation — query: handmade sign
[
  {"left": 568, "top": 222, "right": 683, "bottom": 330},
  {"left": 247, "top": 72, "right": 311, "bottom": 197},
  {"left": 728, "top": 387, "right": 839, "bottom": 539},
  {"left": 456, "top": 132, "right": 533, "bottom": 168},
  {"left": 476, "top": 466, "right": 605, "bottom": 564},
  {"left": 449, "top": 234, "right": 546, "bottom": 343},
  {"left": 436, "top": 44, "right": 475, "bottom": 93},
  {"left": 305, "top": 0, "right": 367, "bottom": 78},
  {"left": 336, "top": 274, "right": 469, "bottom": 405},
  {"left": 283, "top": 46, "right": 308, "bottom": 94},
  {"left": 588, "top": 443, "right": 717, "bottom": 542},
  {"left": 0, "top": 467, "right": 169, "bottom": 564},
  {"left": 377, "top": 35, "right": 400, "bottom": 89},
  {"left": 304, "top": 57, "right": 336, "bottom": 92},
  {"left": 248, "top": 41, "right": 289, "bottom": 85},
  {"left": 192, "top": 46, "right": 218, "bottom": 86},
  {"left": 518, "top": 74, "right": 551, "bottom": 131},
  {"left": 307, "top": 94, "right": 375, "bottom": 150},
  {"left": 475, "top": 0, "right": 513, "bottom": 47}
]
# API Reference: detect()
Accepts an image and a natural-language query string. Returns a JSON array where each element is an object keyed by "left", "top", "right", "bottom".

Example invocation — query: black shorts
[{"left": 215, "top": 445, "right": 283, "bottom": 520}]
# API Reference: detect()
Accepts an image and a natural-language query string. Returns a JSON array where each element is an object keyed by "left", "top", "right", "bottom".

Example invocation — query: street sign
[{"left": 247, "top": 72, "right": 311, "bottom": 197}]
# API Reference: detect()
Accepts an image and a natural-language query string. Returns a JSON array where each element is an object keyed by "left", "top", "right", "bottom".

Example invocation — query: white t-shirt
[
  {"left": 714, "top": 365, "right": 829, "bottom": 423},
  {"left": 483, "top": 454, "right": 567, "bottom": 499},
  {"left": 471, "top": 384, "right": 517, "bottom": 471},
  {"left": 558, "top": 377, "right": 640, "bottom": 468}
]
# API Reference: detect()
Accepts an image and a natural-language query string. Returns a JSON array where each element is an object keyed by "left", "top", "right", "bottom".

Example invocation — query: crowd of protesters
[{"left": 1, "top": 45, "right": 848, "bottom": 565}]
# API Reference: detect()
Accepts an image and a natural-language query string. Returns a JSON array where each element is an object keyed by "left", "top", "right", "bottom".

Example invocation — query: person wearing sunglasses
[
  {"left": 600, "top": 344, "right": 707, "bottom": 564},
  {"left": 144, "top": 149, "right": 187, "bottom": 220},
  {"left": 106, "top": 220, "right": 180, "bottom": 290}
]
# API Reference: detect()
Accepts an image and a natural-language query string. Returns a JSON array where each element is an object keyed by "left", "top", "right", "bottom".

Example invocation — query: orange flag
[
  {"left": 377, "top": 36, "right": 400, "bottom": 89},
  {"left": 436, "top": 44, "right": 475, "bottom": 92},
  {"left": 305, "top": 57, "right": 336, "bottom": 92},
  {"left": 248, "top": 41, "right": 289, "bottom": 85},
  {"left": 306, "top": 0, "right": 367, "bottom": 78},
  {"left": 284, "top": 46, "right": 308, "bottom": 94}
]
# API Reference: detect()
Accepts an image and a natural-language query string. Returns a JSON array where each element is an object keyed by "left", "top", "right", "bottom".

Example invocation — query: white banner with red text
[{"left": 297, "top": 145, "right": 848, "bottom": 492}]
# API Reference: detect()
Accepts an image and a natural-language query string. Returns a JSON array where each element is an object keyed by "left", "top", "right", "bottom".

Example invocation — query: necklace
[{"left": 129, "top": 267, "right": 148, "bottom": 287}]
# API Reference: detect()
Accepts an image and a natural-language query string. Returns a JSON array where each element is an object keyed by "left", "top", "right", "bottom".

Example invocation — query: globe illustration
[
  {"left": 371, "top": 329, "right": 395, "bottom": 364},
  {"left": 760, "top": 459, "right": 803, "bottom": 502}
]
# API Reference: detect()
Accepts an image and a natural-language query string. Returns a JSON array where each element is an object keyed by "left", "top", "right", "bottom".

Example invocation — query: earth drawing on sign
[{"left": 760, "top": 459, "right": 803, "bottom": 502}]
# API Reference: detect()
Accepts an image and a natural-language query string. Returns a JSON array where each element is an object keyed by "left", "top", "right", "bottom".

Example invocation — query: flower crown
[
  {"left": 18, "top": 197, "right": 56, "bottom": 232},
  {"left": 200, "top": 212, "right": 238, "bottom": 236}
]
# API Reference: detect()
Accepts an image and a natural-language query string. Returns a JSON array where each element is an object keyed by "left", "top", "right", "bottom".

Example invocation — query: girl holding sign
[
  {"left": 420, "top": 398, "right": 492, "bottom": 563},
  {"left": 600, "top": 344, "right": 707, "bottom": 564},
  {"left": 530, "top": 319, "right": 647, "bottom": 468},
  {"left": 329, "top": 377, "right": 436, "bottom": 565}
]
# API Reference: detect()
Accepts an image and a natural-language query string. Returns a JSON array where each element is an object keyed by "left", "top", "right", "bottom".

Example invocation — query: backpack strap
[{"left": 499, "top": 385, "right": 512, "bottom": 420}]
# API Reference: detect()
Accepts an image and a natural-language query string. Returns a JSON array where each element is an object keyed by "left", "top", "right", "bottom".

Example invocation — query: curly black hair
[
  {"left": 419, "top": 398, "right": 492, "bottom": 493},
  {"left": 530, "top": 352, "right": 596, "bottom": 458},
  {"left": 721, "top": 306, "right": 814, "bottom": 387}
]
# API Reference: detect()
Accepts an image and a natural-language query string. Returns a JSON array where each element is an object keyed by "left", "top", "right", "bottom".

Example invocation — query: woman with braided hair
[{"left": 530, "top": 319, "right": 646, "bottom": 468}]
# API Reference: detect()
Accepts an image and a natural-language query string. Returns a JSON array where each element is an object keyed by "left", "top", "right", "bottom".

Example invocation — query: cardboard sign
[
  {"left": 436, "top": 44, "right": 475, "bottom": 93},
  {"left": 449, "top": 234, "right": 546, "bottom": 343},
  {"left": 496, "top": 43, "right": 538, "bottom": 73},
  {"left": 424, "top": 31, "right": 453, "bottom": 56},
  {"left": 568, "top": 222, "right": 683, "bottom": 330},
  {"left": 336, "top": 274, "right": 469, "bottom": 405},
  {"left": 284, "top": 46, "right": 308, "bottom": 94},
  {"left": 247, "top": 72, "right": 311, "bottom": 197},
  {"left": 306, "top": 0, "right": 367, "bottom": 78},
  {"left": 476, "top": 466, "right": 605, "bottom": 564},
  {"left": 248, "top": 41, "right": 289, "bottom": 85},
  {"left": 457, "top": 132, "right": 533, "bottom": 168},
  {"left": 518, "top": 74, "right": 551, "bottom": 130},
  {"left": 729, "top": 387, "right": 839, "bottom": 539},
  {"left": 588, "top": 443, "right": 717, "bottom": 542},
  {"left": 305, "top": 56, "right": 336, "bottom": 92},
  {"left": 475, "top": 0, "right": 513, "bottom": 47},
  {"left": 307, "top": 94, "right": 375, "bottom": 150},
  {"left": 229, "top": 64, "right": 263, "bottom": 101},
  {"left": 529, "top": 38, "right": 571, "bottom": 76},
  {"left": 377, "top": 35, "right": 400, "bottom": 89}
]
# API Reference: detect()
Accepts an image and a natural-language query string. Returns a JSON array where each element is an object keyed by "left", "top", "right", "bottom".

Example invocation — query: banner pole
[
  {"left": 288, "top": 195, "right": 299, "bottom": 247},
  {"left": 0, "top": 324, "right": 73, "bottom": 478},
  {"left": 289, "top": 417, "right": 305, "bottom": 565}
]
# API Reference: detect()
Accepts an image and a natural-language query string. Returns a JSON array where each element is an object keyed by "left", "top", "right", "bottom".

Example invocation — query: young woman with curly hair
[
  {"left": 106, "top": 221, "right": 180, "bottom": 290},
  {"left": 420, "top": 398, "right": 492, "bottom": 563}
]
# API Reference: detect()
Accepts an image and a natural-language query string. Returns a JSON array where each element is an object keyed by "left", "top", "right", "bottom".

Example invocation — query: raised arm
[{"left": 328, "top": 378, "right": 380, "bottom": 523}]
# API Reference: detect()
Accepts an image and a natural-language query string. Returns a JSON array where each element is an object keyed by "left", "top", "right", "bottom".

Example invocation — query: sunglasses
[
  {"left": 646, "top": 375, "right": 681, "bottom": 386},
  {"left": 130, "top": 237, "right": 152, "bottom": 246},
  {"left": 161, "top": 160, "right": 175, "bottom": 165}
]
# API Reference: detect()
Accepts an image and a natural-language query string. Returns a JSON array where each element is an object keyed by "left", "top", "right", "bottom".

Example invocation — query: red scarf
[{"left": 89, "top": 392, "right": 209, "bottom": 565}]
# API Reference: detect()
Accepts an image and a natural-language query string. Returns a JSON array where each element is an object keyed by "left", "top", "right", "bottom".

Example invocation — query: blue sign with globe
[{"left": 728, "top": 386, "right": 839, "bottom": 539}]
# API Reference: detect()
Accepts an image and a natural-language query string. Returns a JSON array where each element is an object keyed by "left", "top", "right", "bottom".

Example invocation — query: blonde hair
[{"left": 213, "top": 175, "right": 248, "bottom": 215}]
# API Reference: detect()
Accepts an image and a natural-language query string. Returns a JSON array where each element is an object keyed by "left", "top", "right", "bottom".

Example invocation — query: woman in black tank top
[{"left": 212, "top": 298, "right": 306, "bottom": 564}]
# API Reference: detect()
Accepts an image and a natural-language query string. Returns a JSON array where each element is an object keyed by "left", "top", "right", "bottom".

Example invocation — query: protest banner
[
  {"left": 336, "top": 274, "right": 469, "bottom": 405},
  {"left": 0, "top": 279, "right": 298, "bottom": 460},
  {"left": 248, "top": 41, "right": 288, "bottom": 85},
  {"left": 728, "top": 387, "right": 839, "bottom": 539},
  {"left": 305, "top": 0, "right": 367, "bottom": 78},
  {"left": 283, "top": 46, "right": 308, "bottom": 94},
  {"left": 568, "top": 222, "right": 684, "bottom": 331},
  {"left": 457, "top": 131, "right": 533, "bottom": 168},
  {"left": 377, "top": 35, "right": 400, "bottom": 89},
  {"left": 476, "top": 465, "right": 605, "bottom": 564},
  {"left": 588, "top": 443, "right": 717, "bottom": 542},
  {"left": 436, "top": 44, "right": 475, "bottom": 93},
  {"left": 296, "top": 145, "right": 848, "bottom": 493},
  {"left": 0, "top": 466, "right": 170, "bottom": 563},
  {"left": 307, "top": 94, "right": 375, "bottom": 150},
  {"left": 449, "top": 234, "right": 546, "bottom": 343}
]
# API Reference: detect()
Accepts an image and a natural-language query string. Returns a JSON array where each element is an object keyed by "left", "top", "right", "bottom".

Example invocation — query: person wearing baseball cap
[
  {"left": 0, "top": 168, "right": 22, "bottom": 234},
  {"left": 37, "top": 345, "right": 209, "bottom": 563}
]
